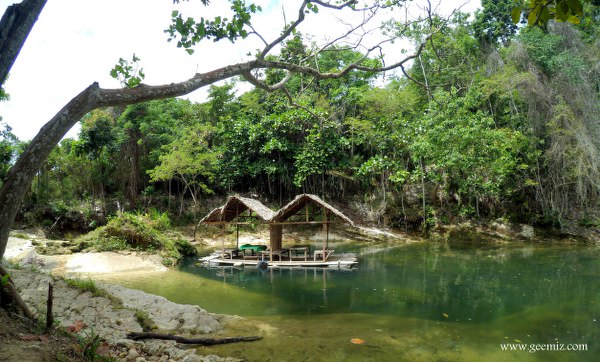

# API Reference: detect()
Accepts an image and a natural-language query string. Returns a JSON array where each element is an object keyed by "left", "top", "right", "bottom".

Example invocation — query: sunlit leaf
[
  {"left": 511, "top": 7, "right": 522, "bottom": 23},
  {"left": 528, "top": 6, "right": 541, "bottom": 26}
]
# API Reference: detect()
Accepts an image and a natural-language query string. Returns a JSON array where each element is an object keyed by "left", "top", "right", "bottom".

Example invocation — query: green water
[{"left": 98, "top": 241, "right": 600, "bottom": 361}]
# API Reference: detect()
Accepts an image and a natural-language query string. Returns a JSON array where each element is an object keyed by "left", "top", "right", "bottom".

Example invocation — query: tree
[
  {"left": 0, "top": 0, "right": 46, "bottom": 90},
  {"left": 0, "top": 0, "right": 444, "bottom": 263},
  {"left": 473, "top": 0, "right": 519, "bottom": 44},
  {"left": 148, "top": 122, "right": 218, "bottom": 218}
]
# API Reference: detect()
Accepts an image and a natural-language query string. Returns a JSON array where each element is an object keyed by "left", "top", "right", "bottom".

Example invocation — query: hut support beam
[
  {"left": 322, "top": 210, "right": 329, "bottom": 261},
  {"left": 220, "top": 224, "right": 225, "bottom": 261},
  {"left": 269, "top": 224, "right": 283, "bottom": 262}
]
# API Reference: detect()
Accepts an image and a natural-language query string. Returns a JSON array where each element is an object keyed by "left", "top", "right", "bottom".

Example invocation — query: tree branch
[
  {"left": 126, "top": 331, "right": 262, "bottom": 345},
  {"left": 0, "top": 0, "right": 47, "bottom": 88}
]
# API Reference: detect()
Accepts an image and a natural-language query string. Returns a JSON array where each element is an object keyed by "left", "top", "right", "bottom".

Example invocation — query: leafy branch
[{"left": 109, "top": 54, "right": 145, "bottom": 88}]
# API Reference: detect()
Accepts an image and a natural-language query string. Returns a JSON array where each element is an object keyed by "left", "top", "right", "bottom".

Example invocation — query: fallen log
[{"left": 126, "top": 332, "right": 262, "bottom": 345}]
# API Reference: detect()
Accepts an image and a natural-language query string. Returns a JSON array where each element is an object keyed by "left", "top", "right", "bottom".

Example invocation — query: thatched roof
[
  {"left": 270, "top": 194, "right": 355, "bottom": 226},
  {"left": 200, "top": 195, "right": 275, "bottom": 223},
  {"left": 199, "top": 207, "right": 224, "bottom": 223},
  {"left": 200, "top": 194, "right": 355, "bottom": 226}
]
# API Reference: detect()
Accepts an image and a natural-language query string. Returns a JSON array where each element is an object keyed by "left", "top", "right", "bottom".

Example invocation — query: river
[{"left": 97, "top": 240, "right": 599, "bottom": 361}]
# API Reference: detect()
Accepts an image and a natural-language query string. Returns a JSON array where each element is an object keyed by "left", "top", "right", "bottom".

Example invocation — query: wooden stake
[{"left": 46, "top": 282, "right": 53, "bottom": 331}]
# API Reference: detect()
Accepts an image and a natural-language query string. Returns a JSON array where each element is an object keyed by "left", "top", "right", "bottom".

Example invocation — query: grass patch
[
  {"left": 11, "top": 232, "right": 30, "bottom": 239},
  {"left": 62, "top": 277, "right": 102, "bottom": 296},
  {"left": 135, "top": 310, "right": 157, "bottom": 332},
  {"left": 75, "top": 210, "right": 197, "bottom": 266},
  {"left": 61, "top": 276, "right": 122, "bottom": 306}
]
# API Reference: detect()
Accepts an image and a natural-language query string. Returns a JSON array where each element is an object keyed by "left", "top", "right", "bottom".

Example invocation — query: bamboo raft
[{"left": 199, "top": 252, "right": 358, "bottom": 269}]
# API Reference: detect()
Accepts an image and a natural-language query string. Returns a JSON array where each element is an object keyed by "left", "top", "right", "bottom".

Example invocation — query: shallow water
[{"left": 98, "top": 241, "right": 600, "bottom": 361}]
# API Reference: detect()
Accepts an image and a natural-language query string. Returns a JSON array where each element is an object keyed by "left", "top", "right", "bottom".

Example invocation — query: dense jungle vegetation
[{"left": 1, "top": 1, "right": 599, "bottom": 234}]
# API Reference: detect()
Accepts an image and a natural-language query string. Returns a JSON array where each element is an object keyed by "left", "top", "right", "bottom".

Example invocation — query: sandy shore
[{"left": 4, "top": 234, "right": 168, "bottom": 276}]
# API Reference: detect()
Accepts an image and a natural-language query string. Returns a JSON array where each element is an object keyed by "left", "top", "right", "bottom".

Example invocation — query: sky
[{"left": 0, "top": 0, "right": 480, "bottom": 141}]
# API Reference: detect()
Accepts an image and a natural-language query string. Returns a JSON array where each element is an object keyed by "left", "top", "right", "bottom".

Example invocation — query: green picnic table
[{"left": 239, "top": 244, "right": 267, "bottom": 256}]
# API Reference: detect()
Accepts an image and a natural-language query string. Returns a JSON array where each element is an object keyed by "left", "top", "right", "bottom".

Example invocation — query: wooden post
[
  {"left": 269, "top": 224, "right": 282, "bottom": 262},
  {"left": 46, "top": 283, "right": 54, "bottom": 331},
  {"left": 322, "top": 209, "right": 328, "bottom": 261},
  {"left": 236, "top": 223, "right": 239, "bottom": 250},
  {"left": 235, "top": 204, "right": 240, "bottom": 249},
  {"left": 221, "top": 224, "right": 225, "bottom": 260}
]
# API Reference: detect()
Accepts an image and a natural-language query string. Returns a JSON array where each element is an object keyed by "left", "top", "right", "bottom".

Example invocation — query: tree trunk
[
  {"left": 127, "top": 126, "right": 141, "bottom": 209},
  {"left": 0, "top": 0, "right": 46, "bottom": 87},
  {"left": 0, "top": 265, "right": 35, "bottom": 320}
]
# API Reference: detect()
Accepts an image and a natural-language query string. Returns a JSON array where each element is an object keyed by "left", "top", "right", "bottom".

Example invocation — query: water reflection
[{"left": 101, "top": 241, "right": 600, "bottom": 360}]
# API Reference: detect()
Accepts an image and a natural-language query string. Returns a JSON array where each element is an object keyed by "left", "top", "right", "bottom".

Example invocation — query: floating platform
[{"left": 199, "top": 253, "right": 358, "bottom": 269}]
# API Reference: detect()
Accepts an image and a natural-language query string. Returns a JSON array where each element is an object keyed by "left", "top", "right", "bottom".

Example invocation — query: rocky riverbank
[
  {"left": 2, "top": 234, "right": 254, "bottom": 362},
  {"left": 4, "top": 267, "right": 245, "bottom": 362}
]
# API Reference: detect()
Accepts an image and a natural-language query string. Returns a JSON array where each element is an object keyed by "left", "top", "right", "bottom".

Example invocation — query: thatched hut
[
  {"left": 200, "top": 195, "right": 275, "bottom": 255},
  {"left": 270, "top": 194, "right": 355, "bottom": 260},
  {"left": 200, "top": 194, "right": 355, "bottom": 262}
]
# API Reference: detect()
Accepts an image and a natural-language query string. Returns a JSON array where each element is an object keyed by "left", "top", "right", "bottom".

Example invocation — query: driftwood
[
  {"left": 0, "top": 264, "right": 35, "bottom": 321},
  {"left": 126, "top": 332, "right": 262, "bottom": 345}
]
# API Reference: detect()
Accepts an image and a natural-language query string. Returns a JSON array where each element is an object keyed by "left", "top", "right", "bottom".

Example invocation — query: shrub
[{"left": 75, "top": 211, "right": 197, "bottom": 265}]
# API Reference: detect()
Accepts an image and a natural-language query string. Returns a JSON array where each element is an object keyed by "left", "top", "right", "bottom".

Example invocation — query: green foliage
[
  {"left": 148, "top": 122, "right": 218, "bottom": 202},
  {"left": 294, "top": 122, "right": 348, "bottom": 187},
  {"left": 110, "top": 54, "right": 145, "bottom": 88},
  {"left": 74, "top": 325, "right": 107, "bottom": 362},
  {"left": 518, "top": 27, "right": 585, "bottom": 77},
  {"left": 0, "top": 86, "right": 9, "bottom": 101},
  {"left": 409, "top": 88, "right": 533, "bottom": 213},
  {"left": 18, "top": 5, "right": 600, "bottom": 230},
  {"left": 0, "top": 122, "right": 19, "bottom": 183},
  {"left": 511, "top": 0, "right": 586, "bottom": 26},
  {"left": 166, "top": 0, "right": 262, "bottom": 50},
  {"left": 473, "top": 0, "right": 520, "bottom": 44},
  {"left": 76, "top": 211, "right": 196, "bottom": 265}
]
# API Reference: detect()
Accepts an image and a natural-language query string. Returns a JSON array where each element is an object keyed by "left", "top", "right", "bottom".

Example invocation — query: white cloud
[{"left": 0, "top": 0, "right": 479, "bottom": 141}]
